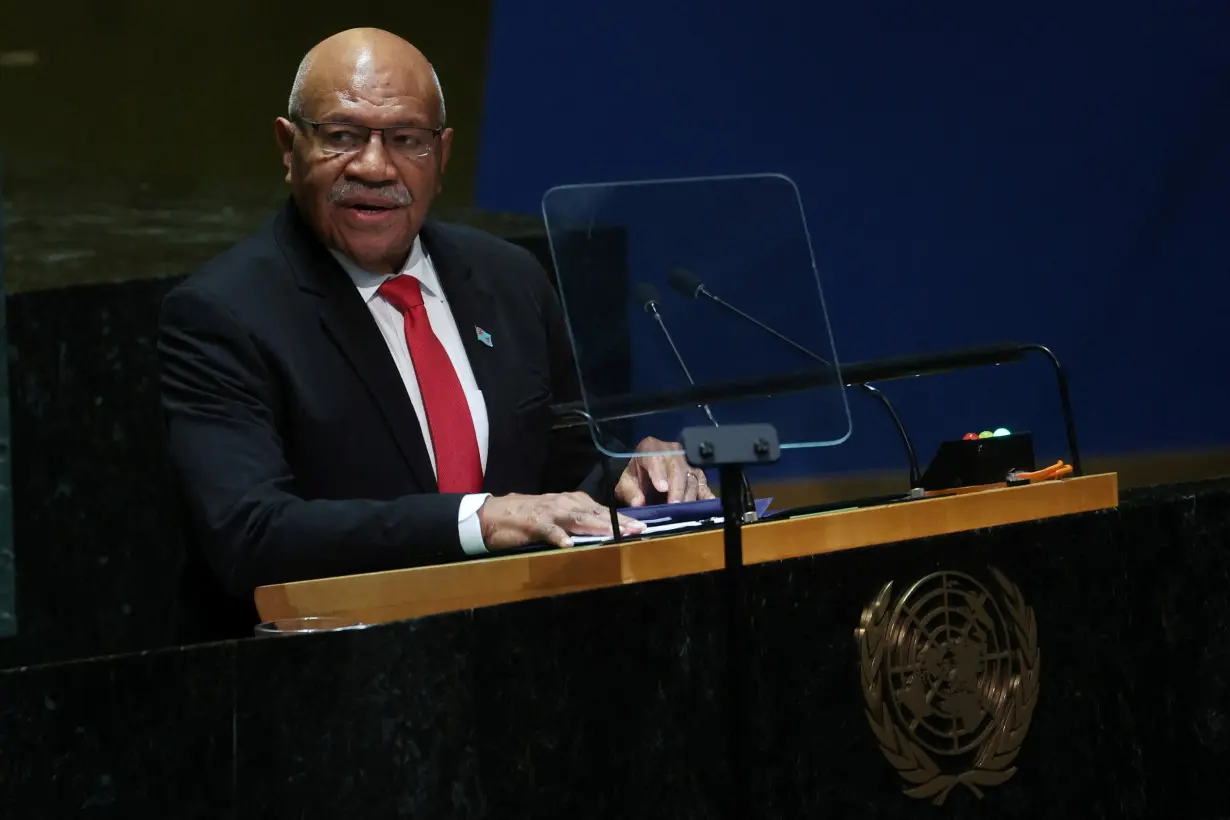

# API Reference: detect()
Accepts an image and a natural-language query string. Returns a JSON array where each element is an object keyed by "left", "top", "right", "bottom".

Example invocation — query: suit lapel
[
  {"left": 275, "top": 202, "right": 438, "bottom": 493},
  {"left": 420, "top": 223, "right": 516, "bottom": 493}
]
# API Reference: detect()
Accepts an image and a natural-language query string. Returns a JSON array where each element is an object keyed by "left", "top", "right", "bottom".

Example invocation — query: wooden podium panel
[{"left": 254, "top": 473, "right": 1118, "bottom": 626}]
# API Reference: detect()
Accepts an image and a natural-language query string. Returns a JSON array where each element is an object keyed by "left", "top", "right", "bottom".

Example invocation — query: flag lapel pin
[{"left": 475, "top": 326, "right": 493, "bottom": 347}]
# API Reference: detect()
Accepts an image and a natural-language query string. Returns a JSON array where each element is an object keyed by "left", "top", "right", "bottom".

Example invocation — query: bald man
[{"left": 158, "top": 28, "right": 712, "bottom": 613}]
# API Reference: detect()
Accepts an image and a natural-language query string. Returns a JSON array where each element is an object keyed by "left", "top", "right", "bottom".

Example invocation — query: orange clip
[{"left": 1009, "top": 460, "right": 1073, "bottom": 482}]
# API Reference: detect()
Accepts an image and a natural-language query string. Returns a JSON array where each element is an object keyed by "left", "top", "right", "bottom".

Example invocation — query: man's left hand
[{"left": 615, "top": 436, "right": 717, "bottom": 507}]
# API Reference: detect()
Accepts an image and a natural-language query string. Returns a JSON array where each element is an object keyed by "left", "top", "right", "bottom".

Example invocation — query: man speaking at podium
[{"left": 158, "top": 28, "right": 713, "bottom": 608}]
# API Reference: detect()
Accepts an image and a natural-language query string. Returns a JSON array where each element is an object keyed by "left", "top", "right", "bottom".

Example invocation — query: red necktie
[{"left": 377, "top": 276, "right": 483, "bottom": 493}]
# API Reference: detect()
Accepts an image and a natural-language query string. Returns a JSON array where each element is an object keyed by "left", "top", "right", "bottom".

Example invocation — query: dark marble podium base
[{"left": 2, "top": 478, "right": 1228, "bottom": 818}]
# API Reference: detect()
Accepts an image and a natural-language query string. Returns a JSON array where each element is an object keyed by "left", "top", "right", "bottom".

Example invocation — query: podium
[
  {"left": 254, "top": 474, "right": 1118, "bottom": 626},
  {"left": 247, "top": 475, "right": 1131, "bottom": 815},
  {"left": 14, "top": 472, "right": 1230, "bottom": 819}
]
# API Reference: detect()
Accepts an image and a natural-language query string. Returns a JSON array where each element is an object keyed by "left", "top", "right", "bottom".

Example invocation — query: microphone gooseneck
[
  {"left": 633, "top": 282, "right": 756, "bottom": 515},
  {"left": 666, "top": 268, "right": 922, "bottom": 489},
  {"left": 636, "top": 283, "right": 718, "bottom": 427}
]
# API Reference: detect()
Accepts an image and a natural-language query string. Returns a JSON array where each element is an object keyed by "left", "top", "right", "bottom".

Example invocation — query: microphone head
[
  {"left": 667, "top": 268, "right": 704, "bottom": 298},
  {"left": 632, "top": 282, "right": 660, "bottom": 311}
]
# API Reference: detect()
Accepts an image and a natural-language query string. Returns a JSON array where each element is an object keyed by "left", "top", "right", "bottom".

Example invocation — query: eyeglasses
[{"left": 294, "top": 118, "right": 444, "bottom": 160}]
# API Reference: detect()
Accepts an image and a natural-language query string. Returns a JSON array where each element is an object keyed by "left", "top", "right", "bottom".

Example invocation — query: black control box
[{"left": 920, "top": 432, "right": 1036, "bottom": 491}]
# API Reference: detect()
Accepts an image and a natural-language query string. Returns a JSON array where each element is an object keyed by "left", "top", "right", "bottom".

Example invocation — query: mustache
[{"left": 328, "top": 179, "right": 414, "bottom": 207}]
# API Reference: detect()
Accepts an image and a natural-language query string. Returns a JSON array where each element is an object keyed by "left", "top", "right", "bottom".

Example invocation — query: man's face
[{"left": 275, "top": 81, "right": 453, "bottom": 274}]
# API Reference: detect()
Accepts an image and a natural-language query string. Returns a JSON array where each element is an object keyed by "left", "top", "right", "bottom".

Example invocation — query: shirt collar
[{"left": 330, "top": 236, "right": 442, "bottom": 304}]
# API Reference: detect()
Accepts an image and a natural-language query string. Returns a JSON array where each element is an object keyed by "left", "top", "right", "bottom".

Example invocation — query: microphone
[
  {"left": 667, "top": 269, "right": 824, "bottom": 364},
  {"left": 634, "top": 283, "right": 719, "bottom": 427},
  {"left": 633, "top": 282, "right": 757, "bottom": 518},
  {"left": 666, "top": 268, "right": 922, "bottom": 488}
]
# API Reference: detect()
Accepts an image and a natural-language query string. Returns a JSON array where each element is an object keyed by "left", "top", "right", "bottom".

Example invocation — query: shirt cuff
[{"left": 458, "top": 493, "right": 492, "bottom": 556}]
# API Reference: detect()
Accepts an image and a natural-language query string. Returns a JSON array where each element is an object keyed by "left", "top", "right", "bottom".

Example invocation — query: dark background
[
  {"left": 0, "top": 1, "right": 491, "bottom": 209},
  {"left": 477, "top": 0, "right": 1230, "bottom": 476}
]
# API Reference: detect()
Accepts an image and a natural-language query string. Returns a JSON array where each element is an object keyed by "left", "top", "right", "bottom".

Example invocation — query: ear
[
  {"left": 274, "top": 117, "right": 297, "bottom": 183},
  {"left": 436, "top": 127, "right": 454, "bottom": 194}
]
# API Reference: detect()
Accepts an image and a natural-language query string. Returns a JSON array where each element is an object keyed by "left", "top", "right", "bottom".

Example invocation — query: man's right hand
[{"left": 477, "top": 492, "right": 645, "bottom": 550}]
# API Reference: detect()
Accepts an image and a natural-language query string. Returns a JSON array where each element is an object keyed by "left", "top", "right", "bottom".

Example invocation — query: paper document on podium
[
  {"left": 569, "top": 497, "right": 775, "bottom": 546},
  {"left": 621, "top": 497, "right": 773, "bottom": 523},
  {"left": 571, "top": 520, "right": 710, "bottom": 545}
]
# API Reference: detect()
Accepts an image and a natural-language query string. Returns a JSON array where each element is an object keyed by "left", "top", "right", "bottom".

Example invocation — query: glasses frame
[{"left": 292, "top": 117, "right": 445, "bottom": 159}]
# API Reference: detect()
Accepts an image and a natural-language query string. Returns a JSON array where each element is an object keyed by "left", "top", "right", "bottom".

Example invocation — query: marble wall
[{"left": 0, "top": 2, "right": 495, "bottom": 225}]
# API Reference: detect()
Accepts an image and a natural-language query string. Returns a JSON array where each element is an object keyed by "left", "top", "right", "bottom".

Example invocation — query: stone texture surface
[{"left": 1, "top": 480, "right": 1228, "bottom": 818}]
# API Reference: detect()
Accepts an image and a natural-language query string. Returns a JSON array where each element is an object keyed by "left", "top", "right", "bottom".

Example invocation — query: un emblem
[{"left": 856, "top": 568, "right": 1040, "bottom": 805}]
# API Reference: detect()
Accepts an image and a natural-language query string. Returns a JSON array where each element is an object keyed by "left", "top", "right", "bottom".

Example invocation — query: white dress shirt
[{"left": 331, "top": 240, "right": 491, "bottom": 555}]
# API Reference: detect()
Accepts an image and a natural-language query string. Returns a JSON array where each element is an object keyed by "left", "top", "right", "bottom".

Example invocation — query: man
[{"left": 158, "top": 28, "right": 714, "bottom": 606}]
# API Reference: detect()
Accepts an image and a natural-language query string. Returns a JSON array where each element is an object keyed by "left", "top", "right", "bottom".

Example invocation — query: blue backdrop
[{"left": 475, "top": 0, "right": 1230, "bottom": 477}]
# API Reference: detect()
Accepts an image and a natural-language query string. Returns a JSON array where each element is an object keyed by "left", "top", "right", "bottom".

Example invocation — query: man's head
[{"left": 275, "top": 29, "right": 453, "bottom": 273}]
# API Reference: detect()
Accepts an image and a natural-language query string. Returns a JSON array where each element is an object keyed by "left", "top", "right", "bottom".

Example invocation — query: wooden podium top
[{"left": 254, "top": 473, "right": 1118, "bottom": 626}]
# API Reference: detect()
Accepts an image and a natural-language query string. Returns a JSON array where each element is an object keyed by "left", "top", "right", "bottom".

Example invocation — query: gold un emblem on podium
[{"left": 856, "top": 568, "right": 1040, "bottom": 806}]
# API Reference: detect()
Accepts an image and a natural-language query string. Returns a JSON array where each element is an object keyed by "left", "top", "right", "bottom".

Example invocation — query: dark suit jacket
[{"left": 159, "top": 200, "right": 607, "bottom": 605}]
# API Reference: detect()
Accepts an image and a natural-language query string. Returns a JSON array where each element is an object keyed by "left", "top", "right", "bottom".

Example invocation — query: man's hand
[
  {"left": 478, "top": 492, "right": 645, "bottom": 550},
  {"left": 615, "top": 436, "right": 717, "bottom": 507}
]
